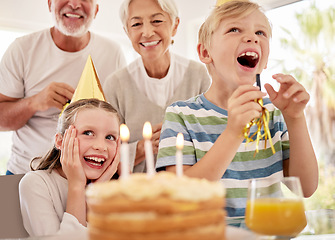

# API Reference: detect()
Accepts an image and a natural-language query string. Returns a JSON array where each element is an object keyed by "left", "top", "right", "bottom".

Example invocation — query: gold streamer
[{"left": 243, "top": 95, "right": 275, "bottom": 156}]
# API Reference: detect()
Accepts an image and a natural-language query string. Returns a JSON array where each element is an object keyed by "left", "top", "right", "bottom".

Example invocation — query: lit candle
[
  {"left": 176, "top": 133, "right": 184, "bottom": 177},
  {"left": 120, "top": 124, "right": 130, "bottom": 180},
  {"left": 142, "top": 121, "right": 156, "bottom": 177}
]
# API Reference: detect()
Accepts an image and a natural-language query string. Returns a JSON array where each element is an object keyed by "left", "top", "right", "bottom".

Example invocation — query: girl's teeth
[
  {"left": 86, "top": 157, "right": 105, "bottom": 163},
  {"left": 89, "top": 162, "right": 101, "bottom": 166}
]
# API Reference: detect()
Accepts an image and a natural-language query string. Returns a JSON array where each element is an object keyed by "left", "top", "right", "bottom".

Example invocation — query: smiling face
[
  {"left": 126, "top": 0, "right": 179, "bottom": 63},
  {"left": 199, "top": 9, "right": 271, "bottom": 89},
  {"left": 72, "top": 108, "right": 119, "bottom": 180},
  {"left": 48, "top": 0, "right": 98, "bottom": 37}
]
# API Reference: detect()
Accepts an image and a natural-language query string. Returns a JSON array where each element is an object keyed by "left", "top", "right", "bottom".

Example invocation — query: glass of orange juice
[{"left": 245, "top": 177, "right": 307, "bottom": 239}]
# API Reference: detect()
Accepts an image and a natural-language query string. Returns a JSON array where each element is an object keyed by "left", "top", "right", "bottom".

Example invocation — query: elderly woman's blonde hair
[
  {"left": 198, "top": 0, "right": 272, "bottom": 50},
  {"left": 119, "top": 0, "right": 179, "bottom": 32}
]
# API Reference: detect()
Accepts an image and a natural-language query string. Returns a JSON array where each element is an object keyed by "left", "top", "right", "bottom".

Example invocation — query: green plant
[{"left": 279, "top": 2, "right": 335, "bottom": 166}]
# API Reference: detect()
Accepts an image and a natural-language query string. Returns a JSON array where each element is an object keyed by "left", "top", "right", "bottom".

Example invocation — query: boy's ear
[
  {"left": 197, "top": 43, "right": 212, "bottom": 64},
  {"left": 55, "top": 133, "right": 63, "bottom": 150},
  {"left": 264, "top": 60, "right": 268, "bottom": 69}
]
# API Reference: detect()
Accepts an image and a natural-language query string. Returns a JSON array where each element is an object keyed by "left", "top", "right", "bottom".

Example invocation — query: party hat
[
  {"left": 71, "top": 55, "right": 106, "bottom": 102},
  {"left": 60, "top": 55, "right": 106, "bottom": 115}
]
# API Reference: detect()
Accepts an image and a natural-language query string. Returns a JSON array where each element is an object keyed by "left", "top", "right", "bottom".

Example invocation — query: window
[{"left": 0, "top": 29, "right": 27, "bottom": 174}]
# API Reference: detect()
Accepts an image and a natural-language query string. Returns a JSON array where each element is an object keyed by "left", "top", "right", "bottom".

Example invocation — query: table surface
[{"left": 4, "top": 227, "right": 335, "bottom": 240}]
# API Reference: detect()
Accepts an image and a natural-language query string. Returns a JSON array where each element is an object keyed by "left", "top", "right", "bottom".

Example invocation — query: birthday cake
[{"left": 86, "top": 172, "right": 226, "bottom": 240}]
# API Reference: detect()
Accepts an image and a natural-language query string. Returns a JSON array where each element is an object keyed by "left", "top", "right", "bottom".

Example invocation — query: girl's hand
[
  {"left": 60, "top": 125, "right": 86, "bottom": 188},
  {"left": 264, "top": 74, "right": 309, "bottom": 119},
  {"left": 94, "top": 138, "right": 121, "bottom": 183},
  {"left": 227, "top": 85, "right": 266, "bottom": 135}
]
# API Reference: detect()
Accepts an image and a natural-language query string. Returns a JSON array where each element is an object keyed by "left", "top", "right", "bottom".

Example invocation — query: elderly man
[{"left": 0, "top": 0, "right": 126, "bottom": 174}]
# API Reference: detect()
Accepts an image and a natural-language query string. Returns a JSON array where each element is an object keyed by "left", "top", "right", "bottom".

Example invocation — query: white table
[{"left": 5, "top": 227, "right": 335, "bottom": 240}]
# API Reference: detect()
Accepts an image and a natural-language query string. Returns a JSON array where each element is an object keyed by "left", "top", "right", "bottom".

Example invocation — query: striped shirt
[{"left": 156, "top": 93, "right": 290, "bottom": 226}]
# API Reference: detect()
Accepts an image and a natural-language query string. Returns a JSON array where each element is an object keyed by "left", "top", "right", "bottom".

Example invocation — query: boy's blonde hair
[{"left": 198, "top": 0, "right": 272, "bottom": 50}]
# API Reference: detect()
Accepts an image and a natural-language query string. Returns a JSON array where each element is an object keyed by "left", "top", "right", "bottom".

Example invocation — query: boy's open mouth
[{"left": 237, "top": 52, "right": 259, "bottom": 68}]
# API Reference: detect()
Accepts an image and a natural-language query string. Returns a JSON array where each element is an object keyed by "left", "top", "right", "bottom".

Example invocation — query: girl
[{"left": 19, "top": 98, "right": 120, "bottom": 236}]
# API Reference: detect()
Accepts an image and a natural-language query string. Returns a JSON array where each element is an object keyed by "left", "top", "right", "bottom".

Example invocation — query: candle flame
[
  {"left": 143, "top": 121, "right": 152, "bottom": 140},
  {"left": 176, "top": 133, "right": 184, "bottom": 150},
  {"left": 120, "top": 124, "right": 130, "bottom": 142}
]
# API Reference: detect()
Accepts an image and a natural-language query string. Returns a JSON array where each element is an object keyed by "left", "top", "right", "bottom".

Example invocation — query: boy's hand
[
  {"left": 60, "top": 125, "right": 86, "bottom": 188},
  {"left": 264, "top": 74, "right": 309, "bottom": 119},
  {"left": 227, "top": 85, "right": 266, "bottom": 135}
]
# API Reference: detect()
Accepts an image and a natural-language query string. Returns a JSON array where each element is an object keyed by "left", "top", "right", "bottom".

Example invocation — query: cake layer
[
  {"left": 87, "top": 195, "right": 225, "bottom": 214},
  {"left": 88, "top": 208, "right": 225, "bottom": 233},
  {"left": 89, "top": 221, "right": 226, "bottom": 240}
]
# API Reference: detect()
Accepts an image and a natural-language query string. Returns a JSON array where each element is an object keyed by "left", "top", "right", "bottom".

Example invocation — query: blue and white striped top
[{"left": 156, "top": 93, "right": 290, "bottom": 226}]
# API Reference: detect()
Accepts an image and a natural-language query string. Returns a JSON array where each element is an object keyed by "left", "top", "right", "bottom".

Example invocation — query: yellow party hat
[
  {"left": 71, "top": 55, "right": 106, "bottom": 102},
  {"left": 60, "top": 55, "right": 106, "bottom": 115}
]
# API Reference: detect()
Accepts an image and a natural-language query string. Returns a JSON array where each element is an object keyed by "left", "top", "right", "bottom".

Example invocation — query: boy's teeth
[
  {"left": 239, "top": 52, "right": 258, "bottom": 59},
  {"left": 142, "top": 41, "right": 159, "bottom": 47}
]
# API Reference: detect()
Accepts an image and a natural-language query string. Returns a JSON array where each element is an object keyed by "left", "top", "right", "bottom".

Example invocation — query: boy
[{"left": 156, "top": 1, "right": 318, "bottom": 225}]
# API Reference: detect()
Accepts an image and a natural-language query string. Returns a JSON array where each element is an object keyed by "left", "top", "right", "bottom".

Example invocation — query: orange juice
[{"left": 245, "top": 198, "right": 307, "bottom": 236}]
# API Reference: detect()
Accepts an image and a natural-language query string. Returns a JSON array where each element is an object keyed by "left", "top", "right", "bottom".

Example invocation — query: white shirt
[
  {"left": 130, "top": 53, "right": 189, "bottom": 108},
  {"left": 19, "top": 170, "right": 87, "bottom": 237}
]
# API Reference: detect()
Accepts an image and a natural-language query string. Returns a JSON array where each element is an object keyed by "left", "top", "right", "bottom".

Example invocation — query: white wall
[{"left": 0, "top": 0, "right": 219, "bottom": 61}]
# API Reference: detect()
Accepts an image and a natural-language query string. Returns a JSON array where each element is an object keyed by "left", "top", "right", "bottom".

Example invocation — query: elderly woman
[{"left": 103, "top": 0, "right": 211, "bottom": 173}]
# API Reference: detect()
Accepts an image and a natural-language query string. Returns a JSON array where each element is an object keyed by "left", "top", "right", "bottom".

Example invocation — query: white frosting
[{"left": 86, "top": 172, "right": 225, "bottom": 202}]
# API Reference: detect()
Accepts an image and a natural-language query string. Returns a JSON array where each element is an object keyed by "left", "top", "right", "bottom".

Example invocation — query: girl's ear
[
  {"left": 197, "top": 43, "right": 212, "bottom": 64},
  {"left": 55, "top": 133, "right": 63, "bottom": 150}
]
